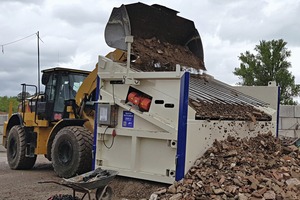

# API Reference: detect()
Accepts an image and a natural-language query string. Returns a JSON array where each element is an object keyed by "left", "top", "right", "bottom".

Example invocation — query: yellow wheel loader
[
  {"left": 3, "top": 67, "right": 97, "bottom": 177},
  {"left": 2, "top": 2, "right": 205, "bottom": 178}
]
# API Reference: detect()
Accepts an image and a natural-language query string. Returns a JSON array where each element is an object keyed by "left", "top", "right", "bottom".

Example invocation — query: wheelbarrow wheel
[{"left": 96, "top": 186, "right": 113, "bottom": 200}]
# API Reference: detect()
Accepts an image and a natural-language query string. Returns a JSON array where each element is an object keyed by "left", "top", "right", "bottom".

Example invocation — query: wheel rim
[
  {"left": 58, "top": 140, "right": 73, "bottom": 165},
  {"left": 8, "top": 137, "right": 17, "bottom": 159}
]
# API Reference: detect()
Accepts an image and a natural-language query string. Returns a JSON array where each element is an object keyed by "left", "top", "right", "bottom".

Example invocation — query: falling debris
[
  {"left": 131, "top": 37, "right": 270, "bottom": 121},
  {"left": 132, "top": 37, "right": 205, "bottom": 72}
]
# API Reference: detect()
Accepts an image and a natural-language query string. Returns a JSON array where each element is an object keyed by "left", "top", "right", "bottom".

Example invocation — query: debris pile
[
  {"left": 191, "top": 100, "right": 271, "bottom": 121},
  {"left": 132, "top": 37, "right": 205, "bottom": 72},
  {"left": 152, "top": 132, "right": 300, "bottom": 200}
]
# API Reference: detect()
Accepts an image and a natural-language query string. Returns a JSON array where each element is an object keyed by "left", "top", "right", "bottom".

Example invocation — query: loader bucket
[{"left": 105, "top": 2, "right": 205, "bottom": 69}]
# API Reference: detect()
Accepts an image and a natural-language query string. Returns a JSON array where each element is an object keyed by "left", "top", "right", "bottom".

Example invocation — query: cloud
[
  {"left": 51, "top": 3, "right": 107, "bottom": 26},
  {"left": 0, "top": 0, "right": 299, "bottom": 97},
  {"left": 215, "top": 0, "right": 300, "bottom": 44},
  {"left": 0, "top": 0, "right": 45, "bottom": 5}
]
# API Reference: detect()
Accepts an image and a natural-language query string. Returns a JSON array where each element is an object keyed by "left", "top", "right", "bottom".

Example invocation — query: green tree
[
  {"left": 234, "top": 39, "right": 300, "bottom": 105},
  {"left": 0, "top": 96, "right": 19, "bottom": 113}
]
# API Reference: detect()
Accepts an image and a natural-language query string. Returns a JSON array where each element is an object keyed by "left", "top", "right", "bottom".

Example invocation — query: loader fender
[
  {"left": 46, "top": 119, "right": 87, "bottom": 161},
  {"left": 3, "top": 113, "right": 23, "bottom": 148}
]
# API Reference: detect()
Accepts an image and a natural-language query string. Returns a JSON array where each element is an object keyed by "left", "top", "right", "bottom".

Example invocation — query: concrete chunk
[
  {"left": 169, "top": 193, "right": 182, "bottom": 200},
  {"left": 263, "top": 190, "right": 276, "bottom": 199},
  {"left": 286, "top": 178, "right": 300, "bottom": 186}
]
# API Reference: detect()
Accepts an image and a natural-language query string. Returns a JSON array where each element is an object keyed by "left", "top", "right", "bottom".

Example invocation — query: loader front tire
[
  {"left": 51, "top": 126, "right": 93, "bottom": 178},
  {"left": 7, "top": 125, "right": 37, "bottom": 169}
]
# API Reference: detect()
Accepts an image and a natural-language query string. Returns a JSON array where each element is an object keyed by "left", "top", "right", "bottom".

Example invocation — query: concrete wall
[
  {"left": 279, "top": 105, "right": 300, "bottom": 138},
  {"left": 0, "top": 115, "right": 7, "bottom": 126}
]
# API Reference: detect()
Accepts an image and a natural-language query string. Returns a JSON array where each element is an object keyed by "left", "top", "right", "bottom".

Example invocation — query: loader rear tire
[
  {"left": 51, "top": 126, "right": 93, "bottom": 178},
  {"left": 7, "top": 125, "right": 37, "bottom": 169}
]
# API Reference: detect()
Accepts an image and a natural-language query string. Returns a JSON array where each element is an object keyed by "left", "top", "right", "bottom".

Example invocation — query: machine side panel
[
  {"left": 96, "top": 119, "right": 178, "bottom": 183},
  {"left": 185, "top": 120, "right": 276, "bottom": 174},
  {"left": 233, "top": 85, "right": 279, "bottom": 110},
  {"left": 101, "top": 78, "right": 181, "bottom": 131},
  {"left": 96, "top": 75, "right": 183, "bottom": 183}
]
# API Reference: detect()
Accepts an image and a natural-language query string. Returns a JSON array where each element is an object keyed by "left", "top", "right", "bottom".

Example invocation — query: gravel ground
[
  {"left": 0, "top": 144, "right": 71, "bottom": 200},
  {"left": 0, "top": 153, "right": 71, "bottom": 200}
]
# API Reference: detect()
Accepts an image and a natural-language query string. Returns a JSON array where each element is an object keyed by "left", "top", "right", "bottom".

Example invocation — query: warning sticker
[{"left": 122, "top": 111, "right": 134, "bottom": 128}]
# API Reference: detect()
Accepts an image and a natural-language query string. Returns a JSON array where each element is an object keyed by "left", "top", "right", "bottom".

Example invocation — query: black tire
[
  {"left": 7, "top": 125, "right": 37, "bottom": 169},
  {"left": 51, "top": 126, "right": 93, "bottom": 178}
]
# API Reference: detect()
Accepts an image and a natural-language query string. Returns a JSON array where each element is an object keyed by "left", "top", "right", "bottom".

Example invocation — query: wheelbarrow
[{"left": 39, "top": 168, "right": 118, "bottom": 200}]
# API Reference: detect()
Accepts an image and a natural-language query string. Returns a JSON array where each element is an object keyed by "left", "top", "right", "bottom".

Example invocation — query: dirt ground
[
  {"left": 0, "top": 129, "right": 167, "bottom": 200},
  {"left": 0, "top": 151, "right": 67, "bottom": 200},
  {"left": 0, "top": 151, "right": 167, "bottom": 200}
]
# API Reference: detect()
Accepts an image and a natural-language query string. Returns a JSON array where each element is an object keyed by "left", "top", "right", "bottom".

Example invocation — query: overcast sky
[{"left": 0, "top": 0, "right": 299, "bottom": 97}]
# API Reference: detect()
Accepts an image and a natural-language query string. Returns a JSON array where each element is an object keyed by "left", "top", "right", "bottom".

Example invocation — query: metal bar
[
  {"left": 212, "top": 76, "right": 270, "bottom": 105},
  {"left": 189, "top": 76, "right": 268, "bottom": 107},
  {"left": 175, "top": 72, "right": 189, "bottom": 181},
  {"left": 92, "top": 75, "right": 100, "bottom": 170},
  {"left": 99, "top": 71, "right": 183, "bottom": 80},
  {"left": 190, "top": 78, "right": 244, "bottom": 104},
  {"left": 207, "top": 78, "right": 268, "bottom": 106}
]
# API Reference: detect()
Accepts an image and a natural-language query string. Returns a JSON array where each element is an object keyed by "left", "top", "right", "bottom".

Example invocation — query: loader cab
[{"left": 39, "top": 68, "right": 89, "bottom": 121}]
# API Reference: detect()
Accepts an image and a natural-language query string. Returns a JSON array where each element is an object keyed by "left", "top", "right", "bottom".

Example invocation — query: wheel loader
[{"left": 2, "top": 2, "right": 206, "bottom": 178}]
